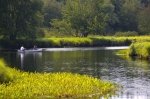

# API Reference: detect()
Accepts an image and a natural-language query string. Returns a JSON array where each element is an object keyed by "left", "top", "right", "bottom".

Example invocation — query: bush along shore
[
  {"left": 116, "top": 42, "right": 150, "bottom": 60},
  {"left": 0, "top": 60, "right": 117, "bottom": 98}
]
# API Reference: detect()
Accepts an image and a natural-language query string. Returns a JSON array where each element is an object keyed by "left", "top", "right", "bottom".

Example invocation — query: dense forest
[{"left": 0, "top": 0, "right": 150, "bottom": 40}]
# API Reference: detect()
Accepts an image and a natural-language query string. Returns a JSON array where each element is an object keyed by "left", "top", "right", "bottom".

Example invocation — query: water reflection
[
  {"left": 20, "top": 53, "right": 24, "bottom": 69},
  {"left": 44, "top": 46, "right": 129, "bottom": 52},
  {"left": 17, "top": 52, "right": 43, "bottom": 72},
  {"left": 0, "top": 48, "right": 150, "bottom": 99}
]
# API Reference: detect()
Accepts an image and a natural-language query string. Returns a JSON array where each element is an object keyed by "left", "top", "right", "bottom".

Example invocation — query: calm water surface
[{"left": 0, "top": 47, "right": 150, "bottom": 99}]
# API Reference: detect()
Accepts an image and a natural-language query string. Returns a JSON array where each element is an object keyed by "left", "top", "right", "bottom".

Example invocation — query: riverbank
[
  {"left": 129, "top": 42, "right": 150, "bottom": 59},
  {"left": 0, "top": 60, "right": 117, "bottom": 98},
  {"left": 116, "top": 42, "right": 150, "bottom": 60},
  {"left": 0, "top": 36, "right": 150, "bottom": 49}
]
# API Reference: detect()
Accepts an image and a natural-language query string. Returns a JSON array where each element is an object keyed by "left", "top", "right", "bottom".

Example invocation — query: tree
[
  {"left": 42, "top": 0, "right": 62, "bottom": 27},
  {"left": 120, "top": 0, "right": 139, "bottom": 31},
  {"left": 138, "top": 5, "right": 150, "bottom": 34},
  {"left": 88, "top": 0, "right": 117, "bottom": 35},
  {"left": 55, "top": 0, "right": 117, "bottom": 36},
  {"left": 0, "top": 0, "right": 43, "bottom": 40},
  {"left": 51, "top": 19, "right": 73, "bottom": 36},
  {"left": 111, "top": 0, "right": 140, "bottom": 32},
  {"left": 61, "top": 0, "right": 93, "bottom": 36}
]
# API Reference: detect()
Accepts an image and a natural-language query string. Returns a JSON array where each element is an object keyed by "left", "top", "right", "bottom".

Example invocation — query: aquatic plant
[
  {"left": 0, "top": 59, "right": 14, "bottom": 83},
  {"left": 115, "top": 49, "right": 128, "bottom": 56},
  {"left": 129, "top": 42, "right": 150, "bottom": 59},
  {"left": 116, "top": 42, "right": 150, "bottom": 60},
  {"left": 0, "top": 60, "right": 117, "bottom": 98}
]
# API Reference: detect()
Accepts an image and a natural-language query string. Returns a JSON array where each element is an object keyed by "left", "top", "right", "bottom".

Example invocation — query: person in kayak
[
  {"left": 33, "top": 45, "right": 37, "bottom": 50},
  {"left": 20, "top": 46, "right": 25, "bottom": 51}
]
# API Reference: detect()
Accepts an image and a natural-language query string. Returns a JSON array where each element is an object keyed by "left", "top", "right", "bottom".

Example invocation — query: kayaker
[
  {"left": 33, "top": 45, "right": 37, "bottom": 50},
  {"left": 20, "top": 46, "right": 25, "bottom": 51}
]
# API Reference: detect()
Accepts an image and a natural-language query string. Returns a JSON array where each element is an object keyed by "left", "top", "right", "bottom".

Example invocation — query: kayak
[{"left": 17, "top": 48, "right": 43, "bottom": 53}]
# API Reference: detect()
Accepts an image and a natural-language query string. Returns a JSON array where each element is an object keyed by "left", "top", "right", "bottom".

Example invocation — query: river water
[{"left": 0, "top": 47, "right": 150, "bottom": 99}]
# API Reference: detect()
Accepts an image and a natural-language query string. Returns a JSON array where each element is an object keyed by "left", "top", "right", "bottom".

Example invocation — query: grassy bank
[
  {"left": 129, "top": 42, "right": 150, "bottom": 59},
  {"left": 0, "top": 60, "right": 117, "bottom": 98},
  {"left": 116, "top": 42, "right": 150, "bottom": 60},
  {"left": 0, "top": 36, "right": 150, "bottom": 49}
]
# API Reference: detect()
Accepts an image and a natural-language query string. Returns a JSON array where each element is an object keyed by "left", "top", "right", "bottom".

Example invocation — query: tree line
[{"left": 0, "top": 0, "right": 150, "bottom": 40}]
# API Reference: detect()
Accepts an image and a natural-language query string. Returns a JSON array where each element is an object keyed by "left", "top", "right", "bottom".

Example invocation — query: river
[{"left": 0, "top": 46, "right": 150, "bottom": 99}]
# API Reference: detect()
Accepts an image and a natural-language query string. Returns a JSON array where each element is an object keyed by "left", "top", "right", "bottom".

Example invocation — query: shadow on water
[{"left": 0, "top": 47, "right": 150, "bottom": 99}]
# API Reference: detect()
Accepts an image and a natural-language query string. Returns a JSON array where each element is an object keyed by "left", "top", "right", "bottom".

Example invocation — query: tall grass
[
  {"left": 116, "top": 42, "right": 150, "bottom": 60},
  {"left": 129, "top": 42, "right": 150, "bottom": 59},
  {"left": 28, "top": 36, "right": 150, "bottom": 48},
  {"left": 0, "top": 60, "right": 117, "bottom": 98},
  {"left": 37, "top": 36, "right": 131, "bottom": 48},
  {"left": 1, "top": 36, "right": 150, "bottom": 49}
]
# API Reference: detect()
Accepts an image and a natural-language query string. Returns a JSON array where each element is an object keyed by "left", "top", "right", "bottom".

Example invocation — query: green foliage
[
  {"left": 115, "top": 37, "right": 150, "bottom": 60},
  {"left": 40, "top": 28, "right": 71, "bottom": 37},
  {"left": 39, "top": 36, "right": 132, "bottom": 47},
  {"left": 108, "top": 0, "right": 140, "bottom": 32},
  {"left": 42, "top": 0, "right": 62, "bottom": 27},
  {"left": 138, "top": 6, "right": 150, "bottom": 34},
  {"left": 51, "top": 19, "right": 74, "bottom": 36},
  {"left": 125, "top": 36, "right": 150, "bottom": 42},
  {"left": 49, "top": 0, "right": 150, "bottom": 36},
  {"left": 1, "top": 0, "right": 150, "bottom": 38},
  {"left": 0, "top": 0, "right": 43, "bottom": 40},
  {"left": 51, "top": 0, "right": 117, "bottom": 36},
  {"left": 128, "top": 42, "right": 150, "bottom": 59},
  {"left": 38, "top": 37, "right": 93, "bottom": 47},
  {"left": 91, "top": 0, "right": 117, "bottom": 34},
  {"left": 0, "top": 61, "right": 117, "bottom": 98},
  {"left": 59, "top": 37, "right": 93, "bottom": 47},
  {"left": 36, "top": 28, "right": 45, "bottom": 38},
  {"left": 0, "top": 60, "right": 14, "bottom": 83},
  {"left": 115, "top": 49, "right": 132, "bottom": 60},
  {"left": 1, "top": 36, "right": 150, "bottom": 49},
  {"left": 115, "top": 31, "right": 139, "bottom": 36},
  {"left": 128, "top": 44, "right": 136, "bottom": 56},
  {"left": 61, "top": 0, "right": 93, "bottom": 36},
  {"left": 116, "top": 49, "right": 128, "bottom": 55},
  {"left": 89, "top": 36, "right": 128, "bottom": 46}
]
